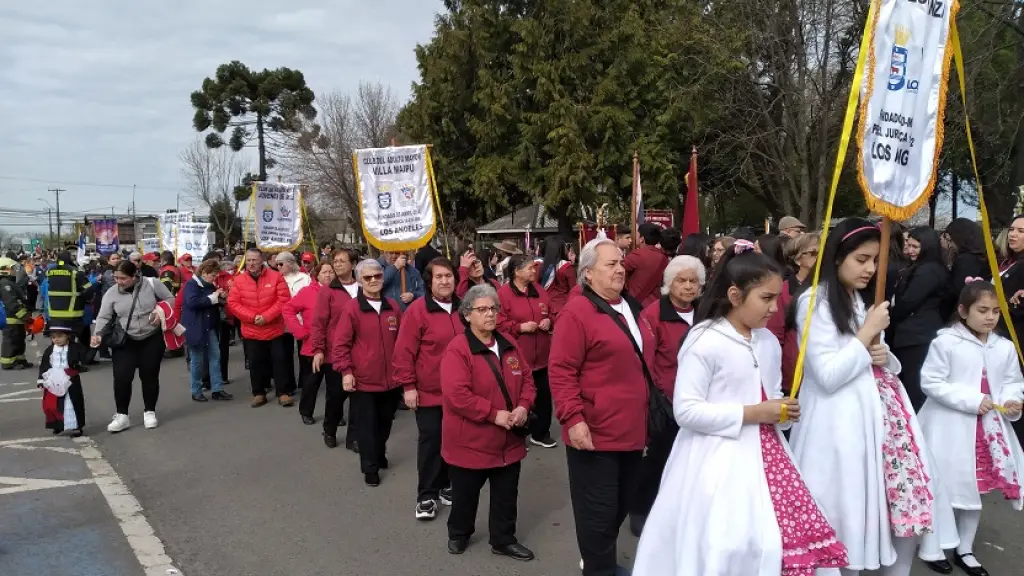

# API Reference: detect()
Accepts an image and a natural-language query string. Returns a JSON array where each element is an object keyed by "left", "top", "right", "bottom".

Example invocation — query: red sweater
[
  {"left": 768, "top": 279, "right": 800, "bottom": 394},
  {"left": 456, "top": 266, "right": 500, "bottom": 299},
  {"left": 308, "top": 278, "right": 359, "bottom": 360},
  {"left": 549, "top": 289, "right": 654, "bottom": 452},
  {"left": 639, "top": 296, "right": 694, "bottom": 398},
  {"left": 496, "top": 281, "right": 554, "bottom": 370},
  {"left": 226, "top": 268, "right": 289, "bottom": 341},
  {"left": 393, "top": 297, "right": 465, "bottom": 407},
  {"left": 623, "top": 245, "right": 669, "bottom": 306},
  {"left": 440, "top": 331, "right": 536, "bottom": 469},
  {"left": 330, "top": 294, "right": 402, "bottom": 392},
  {"left": 283, "top": 282, "right": 321, "bottom": 357},
  {"left": 545, "top": 262, "right": 577, "bottom": 315}
]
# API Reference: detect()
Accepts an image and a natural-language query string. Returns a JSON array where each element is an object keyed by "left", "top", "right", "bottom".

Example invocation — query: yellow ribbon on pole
[{"left": 425, "top": 147, "right": 450, "bottom": 259}]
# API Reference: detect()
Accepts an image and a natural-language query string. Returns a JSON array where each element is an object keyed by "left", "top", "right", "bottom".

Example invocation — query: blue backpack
[{"left": 0, "top": 299, "right": 7, "bottom": 330}]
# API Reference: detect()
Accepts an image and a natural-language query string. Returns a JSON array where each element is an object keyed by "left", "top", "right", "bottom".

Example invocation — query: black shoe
[
  {"left": 364, "top": 472, "right": 381, "bottom": 486},
  {"left": 380, "top": 457, "right": 390, "bottom": 470},
  {"left": 14, "top": 360, "right": 34, "bottom": 370},
  {"left": 447, "top": 538, "right": 468, "bottom": 555},
  {"left": 439, "top": 486, "right": 453, "bottom": 505},
  {"left": 924, "top": 559, "right": 953, "bottom": 574},
  {"left": 301, "top": 415, "right": 315, "bottom": 425},
  {"left": 491, "top": 543, "right": 534, "bottom": 561},
  {"left": 953, "top": 553, "right": 989, "bottom": 576},
  {"left": 68, "top": 428, "right": 84, "bottom": 438},
  {"left": 528, "top": 434, "right": 558, "bottom": 449},
  {"left": 1, "top": 365, "right": 13, "bottom": 371},
  {"left": 77, "top": 365, "right": 89, "bottom": 373},
  {"left": 211, "top": 391, "right": 233, "bottom": 401},
  {"left": 346, "top": 441, "right": 359, "bottom": 453},
  {"left": 323, "top": 433, "right": 337, "bottom": 449},
  {"left": 192, "top": 393, "right": 209, "bottom": 402}
]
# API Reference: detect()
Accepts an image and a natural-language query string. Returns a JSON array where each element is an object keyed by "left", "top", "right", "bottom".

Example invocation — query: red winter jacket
[
  {"left": 226, "top": 268, "right": 289, "bottom": 341},
  {"left": 308, "top": 278, "right": 359, "bottom": 360},
  {"left": 545, "top": 262, "right": 577, "bottom": 315},
  {"left": 623, "top": 245, "right": 669, "bottom": 306},
  {"left": 456, "top": 266, "right": 500, "bottom": 299},
  {"left": 496, "top": 281, "right": 554, "bottom": 370},
  {"left": 549, "top": 287, "right": 654, "bottom": 452},
  {"left": 639, "top": 296, "right": 694, "bottom": 398},
  {"left": 283, "top": 282, "right": 321, "bottom": 357},
  {"left": 440, "top": 331, "right": 536, "bottom": 469},
  {"left": 330, "top": 294, "right": 402, "bottom": 392},
  {"left": 767, "top": 279, "right": 800, "bottom": 394},
  {"left": 393, "top": 297, "right": 465, "bottom": 407}
]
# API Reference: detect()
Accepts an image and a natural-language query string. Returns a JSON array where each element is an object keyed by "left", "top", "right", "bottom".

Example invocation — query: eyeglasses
[
  {"left": 471, "top": 306, "right": 499, "bottom": 315},
  {"left": 801, "top": 249, "right": 819, "bottom": 257},
  {"left": 362, "top": 273, "right": 384, "bottom": 281}
]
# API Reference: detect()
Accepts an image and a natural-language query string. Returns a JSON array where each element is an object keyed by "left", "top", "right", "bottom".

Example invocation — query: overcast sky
[{"left": 0, "top": 1, "right": 442, "bottom": 232}]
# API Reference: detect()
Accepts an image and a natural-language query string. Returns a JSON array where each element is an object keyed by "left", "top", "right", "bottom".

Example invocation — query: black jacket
[
  {"left": 999, "top": 257, "right": 1024, "bottom": 342},
  {"left": 891, "top": 261, "right": 949, "bottom": 348},
  {"left": 943, "top": 253, "right": 990, "bottom": 319}
]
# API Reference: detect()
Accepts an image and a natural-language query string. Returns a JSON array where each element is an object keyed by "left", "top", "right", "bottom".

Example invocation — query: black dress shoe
[
  {"left": 68, "top": 428, "right": 84, "bottom": 438},
  {"left": 364, "top": 472, "right": 381, "bottom": 486},
  {"left": 323, "top": 433, "right": 337, "bottom": 449},
  {"left": 447, "top": 538, "right": 468, "bottom": 555},
  {"left": 953, "top": 553, "right": 989, "bottom": 576},
  {"left": 924, "top": 559, "right": 953, "bottom": 574},
  {"left": 301, "top": 415, "right": 316, "bottom": 425},
  {"left": 192, "top": 393, "right": 209, "bottom": 402},
  {"left": 211, "top": 391, "right": 233, "bottom": 401},
  {"left": 491, "top": 542, "right": 535, "bottom": 561}
]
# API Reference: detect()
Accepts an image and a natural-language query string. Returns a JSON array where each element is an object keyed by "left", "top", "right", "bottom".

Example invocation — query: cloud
[{"left": 0, "top": 1, "right": 441, "bottom": 221}]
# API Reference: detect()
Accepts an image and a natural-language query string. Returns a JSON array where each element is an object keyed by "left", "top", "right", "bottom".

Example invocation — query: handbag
[
  {"left": 482, "top": 350, "right": 537, "bottom": 438},
  {"left": 583, "top": 288, "right": 678, "bottom": 443},
  {"left": 104, "top": 276, "right": 143, "bottom": 350}
]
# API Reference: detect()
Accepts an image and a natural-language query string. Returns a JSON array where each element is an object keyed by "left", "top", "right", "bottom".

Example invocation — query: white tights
[
  {"left": 955, "top": 509, "right": 983, "bottom": 567},
  {"left": 836, "top": 536, "right": 918, "bottom": 576}
]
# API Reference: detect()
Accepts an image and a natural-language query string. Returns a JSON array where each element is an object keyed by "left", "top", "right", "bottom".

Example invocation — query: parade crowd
[{"left": 3, "top": 212, "right": 1024, "bottom": 576}]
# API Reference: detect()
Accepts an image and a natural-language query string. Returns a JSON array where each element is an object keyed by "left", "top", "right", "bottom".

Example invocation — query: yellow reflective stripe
[
  {"left": 4, "top": 318, "right": 23, "bottom": 325},
  {"left": 14, "top": 309, "right": 27, "bottom": 318},
  {"left": 48, "top": 291, "right": 76, "bottom": 296},
  {"left": 82, "top": 282, "right": 93, "bottom": 289},
  {"left": 49, "top": 311, "right": 84, "bottom": 318}
]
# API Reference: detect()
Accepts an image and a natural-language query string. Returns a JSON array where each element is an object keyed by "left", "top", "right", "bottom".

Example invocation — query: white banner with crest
[
  {"left": 175, "top": 222, "right": 210, "bottom": 260},
  {"left": 157, "top": 212, "right": 193, "bottom": 253},
  {"left": 857, "top": 0, "right": 958, "bottom": 220},
  {"left": 252, "top": 182, "right": 303, "bottom": 251},
  {"left": 353, "top": 145, "right": 436, "bottom": 251}
]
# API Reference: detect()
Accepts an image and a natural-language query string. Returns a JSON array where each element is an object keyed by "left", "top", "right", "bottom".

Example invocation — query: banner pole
[{"left": 631, "top": 152, "right": 639, "bottom": 249}]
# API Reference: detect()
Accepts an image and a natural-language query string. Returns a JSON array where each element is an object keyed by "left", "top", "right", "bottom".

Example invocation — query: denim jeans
[{"left": 189, "top": 328, "right": 224, "bottom": 396}]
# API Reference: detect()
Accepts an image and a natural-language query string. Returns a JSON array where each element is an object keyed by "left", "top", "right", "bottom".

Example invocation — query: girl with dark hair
[
  {"left": 539, "top": 237, "right": 576, "bottom": 314},
  {"left": 633, "top": 240, "right": 847, "bottom": 575},
  {"left": 917, "top": 280, "right": 1024, "bottom": 575},
  {"left": 943, "top": 218, "right": 991, "bottom": 314},
  {"left": 754, "top": 234, "right": 790, "bottom": 280},
  {"left": 680, "top": 233, "right": 712, "bottom": 271},
  {"left": 891, "top": 226, "right": 949, "bottom": 410},
  {"left": 998, "top": 216, "right": 1024, "bottom": 348},
  {"left": 789, "top": 218, "right": 958, "bottom": 576}
]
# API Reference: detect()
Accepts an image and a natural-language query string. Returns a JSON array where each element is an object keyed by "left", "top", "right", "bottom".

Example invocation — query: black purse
[
  {"left": 103, "top": 276, "right": 142, "bottom": 350},
  {"left": 583, "top": 288, "right": 678, "bottom": 443},
  {"left": 483, "top": 352, "right": 537, "bottom": 438}
]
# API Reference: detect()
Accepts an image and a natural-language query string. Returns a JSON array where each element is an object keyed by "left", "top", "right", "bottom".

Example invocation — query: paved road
[{"left": 1, "top": 336, "right": 1021, "bottom": 576}]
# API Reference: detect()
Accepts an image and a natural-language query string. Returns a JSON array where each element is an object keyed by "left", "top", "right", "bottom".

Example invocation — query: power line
[{"left": 0, "top": 175, "right": 180, "bottom": 192}]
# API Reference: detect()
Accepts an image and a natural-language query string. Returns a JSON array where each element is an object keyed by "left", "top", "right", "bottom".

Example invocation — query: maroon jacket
[
  {"left": 549, "top": 287, "right": 654, "bottom": 452},
  {"left": 440, "top": 330, "right": 536, "bottom": 469},
  {"left": 393, "top": 297, "right": 465, "bottom": 407},
  {"left": 623, "top": 245, "right": 669, "bottom": 306},
  {"left": 456, "top": 266, "right": 499, "bottom": 299},
  {"left": 546, "top": 262, "right": 577, "bottom": 315},
  {"left": 496, "top": 281, "right": 554, "bottom": 370},
  {"left": 308, "top": 277, "right": 359, "bottom": 359},
  {"left": 330, "top": 294, "right": 402, "bottom": 392},
  {"left": 639, "top": 295, "right": 694, "bottom": 398}
]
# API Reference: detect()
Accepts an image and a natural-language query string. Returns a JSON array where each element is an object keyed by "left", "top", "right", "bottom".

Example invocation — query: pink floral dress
[
  {"left": 875, "top": 367, "right": 934, "bottom": 537},
  {"left": 759, "top": 390, "right": 849, "bottom": 574},
  {"left": 975, "top": 369, "right": 1021, "bottom": 500}
]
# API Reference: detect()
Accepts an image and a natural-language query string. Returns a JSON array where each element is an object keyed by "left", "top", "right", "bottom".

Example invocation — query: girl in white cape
[
  {"left": 917, "top": 279, "right": 1024, "bottom": 576},
  {"left": 789, "top": 218, "right": 959, "bottom": 576},
  {"left": 633, "top": 241, "right": 847, "bottom": 576}
]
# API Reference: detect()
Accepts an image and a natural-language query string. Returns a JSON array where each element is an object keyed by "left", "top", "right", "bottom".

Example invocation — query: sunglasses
[{"left": 362, "top": 273, "right": 384, "bottom": 281}]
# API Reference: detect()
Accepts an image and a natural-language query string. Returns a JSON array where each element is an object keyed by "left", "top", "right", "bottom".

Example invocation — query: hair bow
[
  {"left": 964, "top": 276, "right": 984, "bottom": 284},
  {"left": 733, "top": 239, "right": 756, "bottom": 254}
]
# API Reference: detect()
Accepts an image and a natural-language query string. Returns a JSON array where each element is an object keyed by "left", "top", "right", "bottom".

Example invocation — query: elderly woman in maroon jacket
[
  {"left": 497, "top": 254, "right": 556, "bottom": 448},
  {"left": 440, "top": 284, "right": 536, "bottom": 561},
  {"left": 393, "top": 257, "right": 463, "bottom": 521},
  {"left": 332, "top": 258, "right": 402, "bottom": 487},
  {"left": 549, "top": 237, "right": 654, "bottom": 576}
]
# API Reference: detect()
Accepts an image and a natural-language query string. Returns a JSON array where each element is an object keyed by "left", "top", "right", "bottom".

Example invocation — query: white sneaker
[
  {"left": 107, "top": 414, "right": 130, "bottom": 433},
  {"left": 143, "top": 411, "right": 158, "bottom": 429},
  {"left": 414, "top": 499, "right": 438, "bottom": 520}
]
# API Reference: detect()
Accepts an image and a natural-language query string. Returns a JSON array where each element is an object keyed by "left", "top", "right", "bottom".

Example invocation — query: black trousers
[
  {"left": 111, "top": 331, "right": 165, "bottom": 414},
  {"left": 415, "top": 406, "right": 449, "bottom": 502},
  {"left": 566, "top": 448, "right": 643, "bottom": 576},
  {"left": 55, "top": 381, "right": 86, "bottom": 431},
  {"left": 351, "top": 388, "right": 401, "bottom": 474},
  {"left": 300, "top": 363, "right": 353, "bottom": 440},
  {"left": 447, "top": 462, "right": 521, "bottom": 547},
  {"left": 529, "top": 368, "right": 553, "bottom": 440},
  {"left": 243, "top": 337, "right": 296, "bottom": 397},
  {"left": 297, "top": 352, "right": 312, "bottom": 395},
  {"left": 280, "top": 332, "right": 297, "bottom": 387},
  {"left": 1, "top": 323, "right": 27, "bottom": 366},
  {"left": 629, "top": 429, "right": 674, "bottom": 518},
  {"left": 894, "top": 343, "right": 929, "bottom": 411}
]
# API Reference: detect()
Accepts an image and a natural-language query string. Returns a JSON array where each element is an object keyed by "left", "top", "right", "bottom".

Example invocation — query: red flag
[{"left": 681, "top": 146, "right": 700, "bottom": 236}]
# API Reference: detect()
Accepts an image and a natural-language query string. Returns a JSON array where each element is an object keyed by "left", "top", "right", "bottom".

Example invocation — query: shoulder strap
[
  {"left": 583, "top": 289, "right": 657, "bottom": 390},
  {"left": 123, "top": 277, "right": 143, "bottom": 332},
  {"left": 482, "top": 352, "right": 514, "bottom": 411}
]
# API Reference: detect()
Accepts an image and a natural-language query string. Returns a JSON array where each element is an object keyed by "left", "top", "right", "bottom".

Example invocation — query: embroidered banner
[
  {"left": 252, "top": 182, "right": 304, "bottom": 251},
  {"left": 175, "top": 222, "right": 211, "bottom": 260},
  {"left": 353, "top": 145, "right": 436, "bottom": 251},
  {"left": 158, "top": 212, "right": 193, "bottom": 253},
  {"left": 92, "top": 219, "right": 119, "bottom": 255}
]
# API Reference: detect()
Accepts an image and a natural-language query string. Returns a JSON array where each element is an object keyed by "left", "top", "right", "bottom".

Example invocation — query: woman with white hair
[
  {"left": 629, "top": 255, "right": 705, "bottom": 535},
  {"left": 549, "top": 237, "right": 654, "bottom": 576},
  {"left": 331, "top": 258, "right": 403, "bottom": 487}
]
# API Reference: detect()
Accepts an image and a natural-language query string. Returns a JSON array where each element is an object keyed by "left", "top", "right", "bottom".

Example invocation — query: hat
[
  {"left": 178, "top": 254, "right": 193, "bottom": 263},
  {"left": 0, "top": 257, "right": 16, "bottom": 274},
  {"left": 46, "top": 324, "right": 75, "bottom": 333},
  {"left": 778, "top": 216, "right": 806, "bottom": 231},
  {"left": 142, "top": 252, "right": 159, "bottom": 263},
  {"left": 301, "top": 252, "right": 315, "bottom": 263},
  {"left": 492, "top": 240, "right": 523, "bottom": 256}
]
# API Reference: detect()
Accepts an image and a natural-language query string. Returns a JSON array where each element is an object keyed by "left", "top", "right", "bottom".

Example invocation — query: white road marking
[
  {"left": 0, "top": 475, "right": 95, "bottom": 496},
  {"left": 0, "top": 381, "right": 33, "bottom": 387},
  {"left": 0, "top": 388, "right": 38, "bottom": 400},
  {"left": 4, "top": 443, "right": 80, "bottom": 454},
  {"left": 0, "top": 397, "right": 38, "bottom": 403},
  {"left": 75, "top": 436, "right": 185, "bottom": 576}
]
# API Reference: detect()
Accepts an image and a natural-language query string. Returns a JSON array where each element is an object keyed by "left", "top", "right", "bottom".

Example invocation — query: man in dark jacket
[
  {"left": 623, "top": 223, "right": 668, "bottom": 306},
  {"left": 0, "top": 257, "right": 33, "bottom": 369}
]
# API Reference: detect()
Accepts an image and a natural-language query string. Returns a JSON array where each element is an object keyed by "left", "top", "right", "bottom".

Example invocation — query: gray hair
[
  {"left": 661, "top": 255, "right": 707, "bottom": 295},
  {"left": 129, "top": 251, "right": 141, "bottom": 262},
  {"left": 354, "top": 258, "right": 382, "bottom": 281},
  {"left": 577, "top": 238, "right": 618, "bottom": 286},
  {"left": 458, "top": 284, "right": 499, "bottom": 317},
  {"left": 275, "top": 251, "right": 296, "bottom": 264}
]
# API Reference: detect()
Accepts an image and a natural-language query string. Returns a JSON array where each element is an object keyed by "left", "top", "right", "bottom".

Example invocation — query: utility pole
[
  {"left": 49, "top": 188, "right": 65, "bottom": 244},
  {"left": 47, "top": 208, "right": 53, "bottom": 246}
]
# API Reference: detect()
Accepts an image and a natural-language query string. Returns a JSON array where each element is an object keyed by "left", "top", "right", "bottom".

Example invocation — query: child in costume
[{"left": 38, "top": 325, "right": 86, "bottom": 436}]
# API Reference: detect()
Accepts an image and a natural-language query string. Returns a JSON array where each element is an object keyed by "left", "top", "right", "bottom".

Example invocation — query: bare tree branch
[{"left": 179, "top": 138, "right": 247, "bottom": 247}]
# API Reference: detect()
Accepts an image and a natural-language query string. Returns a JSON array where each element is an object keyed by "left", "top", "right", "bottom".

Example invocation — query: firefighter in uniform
[
  {"left": 0, "top": 257, "right": 33, "bottom": 370},
  {"left": 158, "top": 250, "right": 183, "bottom": 295},
  {"left": 44, "top": 251, "right": 96, "bottom": 353}
]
